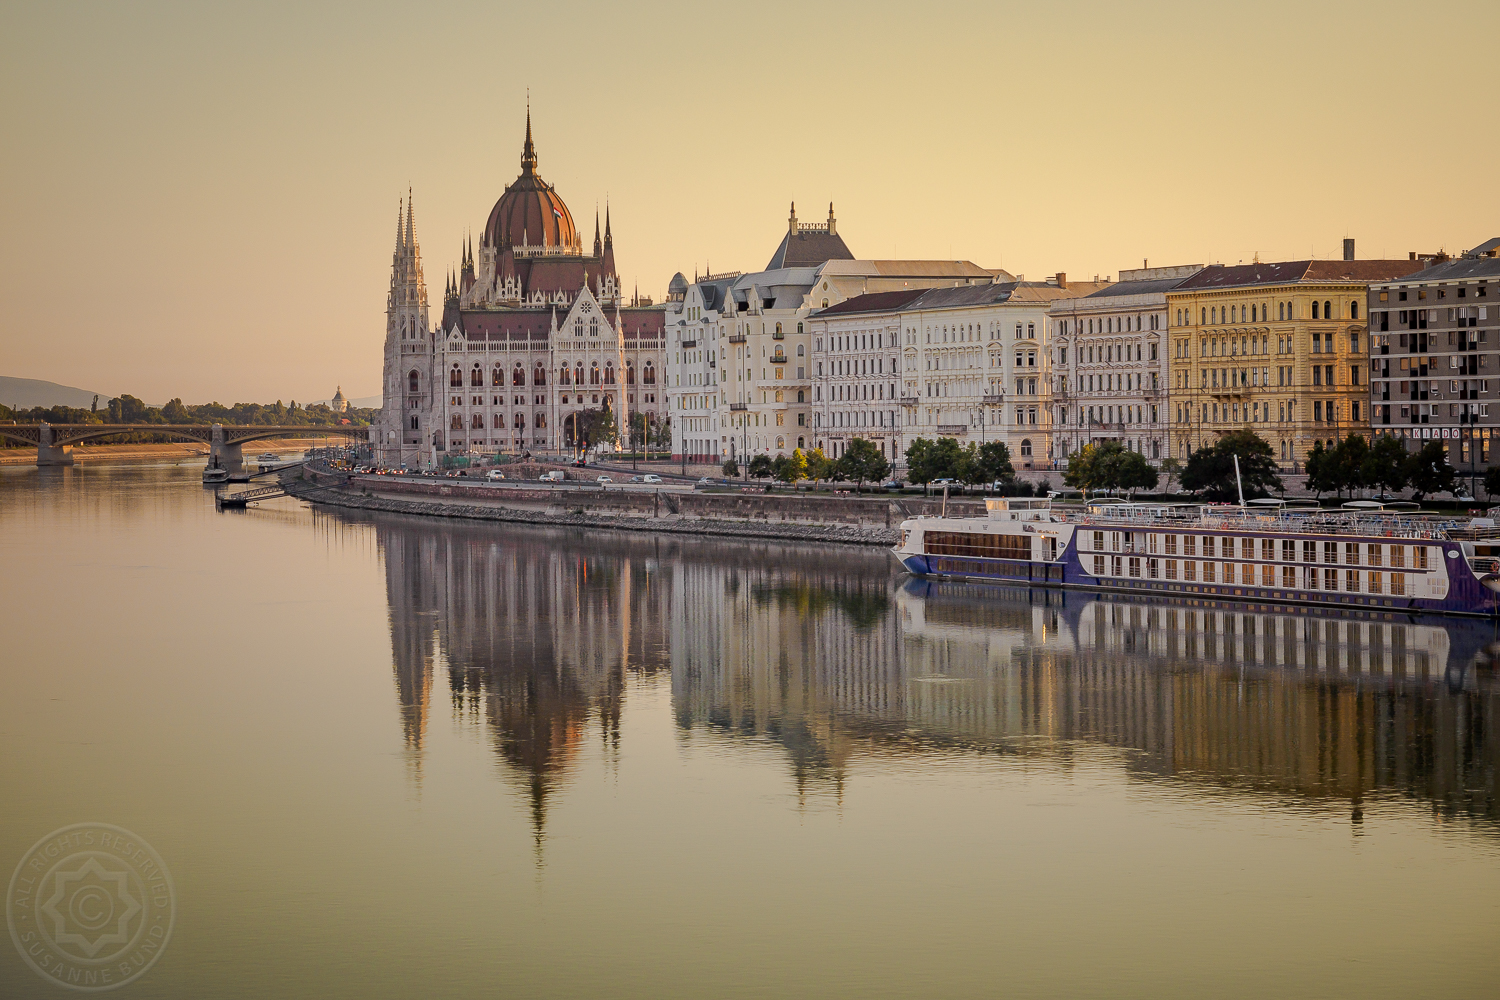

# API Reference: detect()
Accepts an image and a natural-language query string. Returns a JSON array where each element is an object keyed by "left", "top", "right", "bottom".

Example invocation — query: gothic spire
[
  {"left": 521, "top": 97, "right": 537, "bottom": 173},
  {"left": 593, "top": 208, "right": 602, "bottom": 257},
  {"left": 395, "top": 198, "right": 404, "bottom": 254},
  {"left": 604, "top": 202, "right": 612, "bottom": 248},
  {"left": 404, "top": 188, "right": 415, "bottom": 251}
]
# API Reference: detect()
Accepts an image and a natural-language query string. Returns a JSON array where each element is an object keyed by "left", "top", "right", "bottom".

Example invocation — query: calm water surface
[{"left": 2, "top": 463, "right": 1497, "bottom": 998}]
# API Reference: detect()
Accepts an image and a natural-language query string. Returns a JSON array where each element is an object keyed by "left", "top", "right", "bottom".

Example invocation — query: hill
[{"left": 0, "top": 376, "right": 112, "bottom": 411}]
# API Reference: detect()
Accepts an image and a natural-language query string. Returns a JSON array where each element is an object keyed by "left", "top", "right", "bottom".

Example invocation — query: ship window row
[
  {"left": 1086, "top": 531, "right": 1429, "bottom": 569},
  {"left": 1088, "top": 555, "right": 1410, "bottom": 594}
]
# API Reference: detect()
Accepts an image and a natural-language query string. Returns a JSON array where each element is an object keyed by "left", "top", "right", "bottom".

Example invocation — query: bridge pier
[
  {"left": 209, "top": 424, "right": 244, "bottom": 472},
  {"left": 36, "top": 423, "right": 74, "bottom": 466}
]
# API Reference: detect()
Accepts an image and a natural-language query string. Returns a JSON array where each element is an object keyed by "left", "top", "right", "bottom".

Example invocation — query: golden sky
[{"left": 2, "top": 0, "right": 1496, "bottom": 404}]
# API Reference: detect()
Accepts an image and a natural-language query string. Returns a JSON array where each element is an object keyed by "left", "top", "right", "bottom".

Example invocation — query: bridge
[{"left": 0, "top": 422, "right": 363, "bottom": 469}]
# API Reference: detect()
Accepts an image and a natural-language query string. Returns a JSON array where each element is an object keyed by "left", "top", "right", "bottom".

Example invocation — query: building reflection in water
[{"left": 370, "top": 511, "right": 1500, "bottom": 836}]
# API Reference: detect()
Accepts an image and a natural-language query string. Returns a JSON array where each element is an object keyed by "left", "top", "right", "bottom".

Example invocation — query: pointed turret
[
  {"left": 827, "top": 201, "right": 837, "bottom": 236},
  {"left": 592, "top": 209, "right": 602, "bottom": 257},
  {"left": 604, "top": 203, "right": 612, "bottom": 249},
  {"left": 521, "top": 99, "right": 537, "bottom": 174}
]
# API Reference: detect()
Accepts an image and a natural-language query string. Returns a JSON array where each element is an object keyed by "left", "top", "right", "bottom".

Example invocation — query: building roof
[
  {"left": 813, "top": 289, "right": 928, "bottom": 316},
  {"left": 765, "top": 228, "right": 854, "bottom": 269},
  {"left": 1379, "top": 254, "right": 1500, "bottom": 284},
  {"left": 1173, "top": 259, "right": 1423, "bottom": 291},
  {"left": 483, "top": 112, "right": 578, "bottom": 251},
  {"left": 1082, "top": 274, "right": 1197, "bottom": 298},
  {"left": 1468, "top": 236, "right": 1500, "bottom": 257},
  {"left": 811, "top": 280, "right": 1109, "bottom": 318},
  {"left": 816, "top": 258, "right": 997, "bottom": 280}
]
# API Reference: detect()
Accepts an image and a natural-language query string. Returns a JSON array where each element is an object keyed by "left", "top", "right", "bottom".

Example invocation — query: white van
[
  {"left": 539, "top": 470, "right": 565, "bottom": 482},
  {"left": 641, "top": 474, "right": 662, "bottom": 484}
]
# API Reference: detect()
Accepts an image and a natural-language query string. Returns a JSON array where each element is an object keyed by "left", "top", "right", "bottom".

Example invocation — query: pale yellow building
[{"left": 1165, "top": 254, "right": 1421, "bottom": 468}]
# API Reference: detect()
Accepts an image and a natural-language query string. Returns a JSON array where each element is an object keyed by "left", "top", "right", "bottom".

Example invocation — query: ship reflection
[{"left": 373, "top": 512, "right": 1500, "bottom": 834}]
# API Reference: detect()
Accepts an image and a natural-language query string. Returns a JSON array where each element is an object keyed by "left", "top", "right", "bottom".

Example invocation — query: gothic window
[
  {"left": 559, "top": 365, "right": 571, "bottom": 385},
  {"left": 535, "top": 413, "right": 546, "bottom": 429},
  {"left": 514, "top": 413, "right": 525, "bottom": 429},
  {"left": 470, "top": 364, "right": 483, "bottom": 387},
  {"left": 574, "top": 319, "right": 584, "bottom": 337},
  {"left": 409, "top": 416, "right": 419, "bottom": 430},
  {"left": 512, "top": 363, "right": 525, "bottom": 386},
  {"left": 449, "top": 366, "right": 462, "bottom": 388},
  {"left": 471, "top": 413, "right": 484, "bottom": 429},
  {"left": 605, "top": 362, "right": 616, "bottom": 384},
  {"left": 450, "top": 414, "right": 462, "bottom": 430},
  {"left": 492, "top": 365, "right": 503, "bottom": 386},
  {"left": 575, "top": 363, "right": 584, "bottom": 385},
  {"left": 590, "top": 362, "right": 601, "bottom": 385},
  {"left": 534, "top": 364, "right": 546, "bottom": 386},
  {"left": 643, "top": 362, "right": 656, "bottom": 385},
  {"left": 626, "top": 363, "right": 635, "bottom": 385},
  {"left": 409, "top": 370, "right": 421, "bottom": 393},
  {"left": 589, "top": 318, "right": 599, "bottom": 338}
]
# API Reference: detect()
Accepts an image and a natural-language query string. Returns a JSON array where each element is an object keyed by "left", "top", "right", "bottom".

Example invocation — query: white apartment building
[
  {"left": 1049, "top": 264, "right": 1203, "bottom": 464},
  {"left": 807, "top": 276, "right": 1108, "bottom": 471},
  {"left": 664, "top": 203, "right": 1004, "bottom": 464}
]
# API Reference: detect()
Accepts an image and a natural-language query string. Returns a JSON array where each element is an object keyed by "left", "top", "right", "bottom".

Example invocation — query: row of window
[
  {"left": 1085, "top": 531, "right": 1432, "bottom": 568},
  {"left": 1174, "top": 300, "right": 1360, "bottom": 327},
  {"left": 433, "top": 361, "right": 658, "bottom": 390},
  {"left": 1176, "top": 399, "right": 1352, "bottom": 424},
  {"left": 1090, "top": 555, "right": 1411, "bottom": 594}
]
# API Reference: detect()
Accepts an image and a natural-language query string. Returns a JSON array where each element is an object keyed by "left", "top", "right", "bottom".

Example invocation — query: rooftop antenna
[{"left": 1234, "top": 454, "right": 1245, "bottom": 507}]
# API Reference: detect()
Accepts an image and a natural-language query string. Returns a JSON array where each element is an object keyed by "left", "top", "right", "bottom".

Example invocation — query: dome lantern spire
[{"left": 521, "top": 96, "right": 536, "bottom": 174}]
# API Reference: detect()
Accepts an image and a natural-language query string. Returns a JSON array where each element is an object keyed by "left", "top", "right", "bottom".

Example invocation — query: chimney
[
  {"left": 1143, "top": 259, "right": 1149, "bottom": 269},
  {"left": 1055, "top": 272, "right": 1067, "bottom": 289},
  {"left": 1410, "top": 251, "right": 1417, "bottom": 260},
  {"left": 1343, "top": 238, "right": 1356, "bottom": 261},
  {"left": 788, "top": 201, "right": 797, "bottom": 236}
]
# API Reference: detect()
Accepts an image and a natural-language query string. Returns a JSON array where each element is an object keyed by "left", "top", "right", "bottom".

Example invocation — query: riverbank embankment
[{"left": 286, "top": 465, "right": 987, "bottom": 546}]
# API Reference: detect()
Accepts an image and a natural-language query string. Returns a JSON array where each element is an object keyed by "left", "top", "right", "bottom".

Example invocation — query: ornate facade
[{"left": 374, "top": 113, "right": 665, "bottom": 468}]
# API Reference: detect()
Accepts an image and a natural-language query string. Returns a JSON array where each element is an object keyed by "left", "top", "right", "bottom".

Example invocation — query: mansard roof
[
  {"left": 1173, "top": 259, "right": 1423, "bottom": 291},
  {"left": 766, "top": 229, "right": 855, "bottom": 270}
]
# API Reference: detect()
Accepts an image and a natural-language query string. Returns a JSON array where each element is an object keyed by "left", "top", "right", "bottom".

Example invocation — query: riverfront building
[
  {"left": 1164, "top": 248, "right": 1421, "bottom": 468},
  {"left": 1367, "top": 238, "right": 1500, "bottom": 475},
  {"left": 805, "top": 275, "right": 1107, "bottom": 469},
  {"left": 373, "top": 113, "right": 666, "bottom": 469},
  {"left": 662, "top": 204, "right": 1001, "bottom": 465},
  {"left": 1049, "top": 264, "right": 1203, "bottom": 464}
]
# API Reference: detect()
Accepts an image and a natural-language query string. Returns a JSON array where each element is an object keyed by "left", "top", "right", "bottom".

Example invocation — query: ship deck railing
[{"left": 1052, "top": 507, "right": 1498, "bottom": 541}]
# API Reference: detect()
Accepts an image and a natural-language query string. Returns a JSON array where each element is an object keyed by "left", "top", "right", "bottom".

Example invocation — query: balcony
[
  {"left": 728, "top": 334, "right": 746, "bottom": 344},
  {"left": 770, "top": 353, "right": 788, "bottom": 365},
  {"left": 983, "top": 395, "right": 1004, "bottom": 405},
  {"left": 772, "top": 330, "right": 785, "bottom": 340},
  {"left": 900, "top": 396, "right": 919, "bottom": 406},
  {"left": 681, "top": 339, "right": 698, "bottom": 349},
  {"left": 730, "top": 402, "right": 747, "bottom": 411},
  {"left": 936, "top": 424, "right": 969, "bottom": 435}
]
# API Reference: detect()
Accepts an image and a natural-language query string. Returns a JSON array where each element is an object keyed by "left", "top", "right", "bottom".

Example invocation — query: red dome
[{"left": 483, "top": 114, "right": 577, "bottom": 251}]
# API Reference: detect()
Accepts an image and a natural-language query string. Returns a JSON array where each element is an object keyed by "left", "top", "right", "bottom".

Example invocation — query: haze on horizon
[{"left": 2, "top": 0, "right": 1495, "bottom": 405}]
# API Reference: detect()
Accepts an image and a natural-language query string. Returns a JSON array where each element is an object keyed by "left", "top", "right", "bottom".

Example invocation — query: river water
[{"left": 1, "top": 463, "right": 1497, "bottom": 998}]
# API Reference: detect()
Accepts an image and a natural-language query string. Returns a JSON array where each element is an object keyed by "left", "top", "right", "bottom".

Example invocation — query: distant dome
[
  {"left": 667, "top": 272, "right": 689, "bottom": 299},
  {"left": 483, "top": 112, "right": 578, "bottom": 251}
]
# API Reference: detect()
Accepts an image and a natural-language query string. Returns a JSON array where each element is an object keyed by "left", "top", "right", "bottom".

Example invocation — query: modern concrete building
[
  {"left": 1368, "top": 238, "right": 1500, "bottom": 484},
  {"left": 1164, "top": 248, "right": 1421, "bottom": 468},
  {"left": 1050, "top": 264, "right": 1203, "bottom": 465}
]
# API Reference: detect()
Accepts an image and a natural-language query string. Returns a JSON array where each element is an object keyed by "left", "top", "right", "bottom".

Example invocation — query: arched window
[
  {"left": 559, "top": 365, "right": 571, "bottom": 385},
  {"left": 798, "top": 437, "right": 805, "bottom": 448},
  {"left": 409, "top": 415, "right": 419, "bottom": 430},
  {"left": 776, "top": 436, "right": 785, "bottom": 449},
  {"left": 797, "top": 390, "right": 805, "bottom": 402},
  {"left": 535, "top": 413, "right": 546, "bottom": 429},
  {"left": 470, "top": 364, "right": 483, "bottom": 387},
  {"left": 590, "top": 361, "right": 601, "bottom": 385},
  {"left": 625, "top": 363, "right": 635, "bottom": 384},
  {"left": 605, "top": 362, "right": 616, "bottom": 384},
  {"left": 797, "top": 323, "right": 803, "bottom": 334},
  {"left": 1350, "top": 301, "right": 1359, "bottom": 319},
  {"left": 513, "top": 413, "right": 525, "bottom": 429},
  {"left": 1201, "top": 307, "right": 1206, "bottom": 325},
  {"left": 512, "top": 363, "right": 525, "bottom": 386},
  {"left": 643, "top": 362, "right": 656, "bottom": 385},
  {"left": 1312, "top": 301, "right": 1320, "bottom": 319},
  {"left": 450, "top": 414, "right": 462, "bottom": 430},
  {"left": 470, "top": 413, "right": 484, "bottom": 429},
  {"left": 492, "top": 365, "right": 503, "bottom": 387},
  {"left": 574, "top": 319, "right": 584, "bottom": 337},
  {"left": 589, "top": 318, "right": 599, "bottom": 338},
  {"left": 450, "top": 365, "right": 463, "bottom": 388},
  {"left": 775, "top": 323, "right": 782, "bottom": 335},
  {"left": 1020, "top": 439, "right": 1033, "bottom": 457},
  {"left": 775, "top": 390, "right": 784, "bottom": 402},
  {"left": 575, "top": 363, "right": 584, "bottom": 386},
  {"left": 534, "top": 364, "right": 546, "bottom": 386},
  {"left": 1324, "top": 300, "right": 1332, "bottom": 319},
  {"left": 408, "top": 370, "right": 420, "bottom": 393}
]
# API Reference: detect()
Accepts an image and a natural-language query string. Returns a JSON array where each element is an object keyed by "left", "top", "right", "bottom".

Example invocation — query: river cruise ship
[{"left": 893, "top": 498, "right": 1500, "bottom": 617}]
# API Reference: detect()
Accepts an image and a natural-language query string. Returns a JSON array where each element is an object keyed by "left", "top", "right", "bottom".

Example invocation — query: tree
[
  {"left": 1404, "top": 440, "right": 1455, "bottom": 502},
  {"left": 1064, "top": 440, "right": 1126, "bottom": 494},
  {"left": 722, "top": 458, "right": 739, "bottom": 479},
  {"left": 966, "top": 440, "right": 1014, "bottom": 487},
  {"left": 839, "top": 437, "right": 889, "bottom": 491},
  {"left": 1363, "top": 434, "right": 1409, "bottom": 496},
  {"left": 1484, "top": 464, "right": 1500, "bottom": 501},
  {"left": 1159, "top": 456, "right": 1182, "bottom": 494},
  {"left": 904, "top": 436, "right": 962, "bottom": 486},
  {"left": 1329, "top": 434, "right": 1371, "bottom": 499},
  {"left": 161, "top": 398, "right": 190, "bottom": 423},
  {"left": 778, "top": 448, "right": 808, "bottom": 484},
  {"left": 1179, "top": 430, "right": 1280, "bottom": 502},
  {"left": 747, "top": 454, "right": 773, "bottom": 480},
  {"left": 804, "top": 447, "right": 832, "bottom": 485},
  {"left": 1304, "top": 441, "right": 1334, "bottom": 498},
  {"left": 1113, "top": 449, "right": 1160, "bottom": 495}
]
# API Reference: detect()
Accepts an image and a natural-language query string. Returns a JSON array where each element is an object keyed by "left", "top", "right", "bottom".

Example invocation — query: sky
[{"left": 2, "top": 0, "right": 1497, "bottom": 405}]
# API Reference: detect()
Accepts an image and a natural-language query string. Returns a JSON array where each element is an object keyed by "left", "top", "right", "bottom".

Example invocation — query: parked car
[
  {"left": 485, "top": 470, "right": 506, "bottom": 481},
  {"left": 539, "top": 470, "right": 565, "bottom": 482},
  {"left": 696, "top": 477, "right": 714, "bottom": 485},
  {"left": 880, "top": 480, "right": 905, "bottom": 491},
  {"left": 1371, "top": 492, "right": 1400, "bottom": 502},
  {"left": 596, "top": 475, "right": 613, "bottom": 485},
  {"left": 642, "top": 474, "right": 663, "bottom": 484},
  {"left": 571, "top": 458, "right": 588, "bottom": 467}
]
